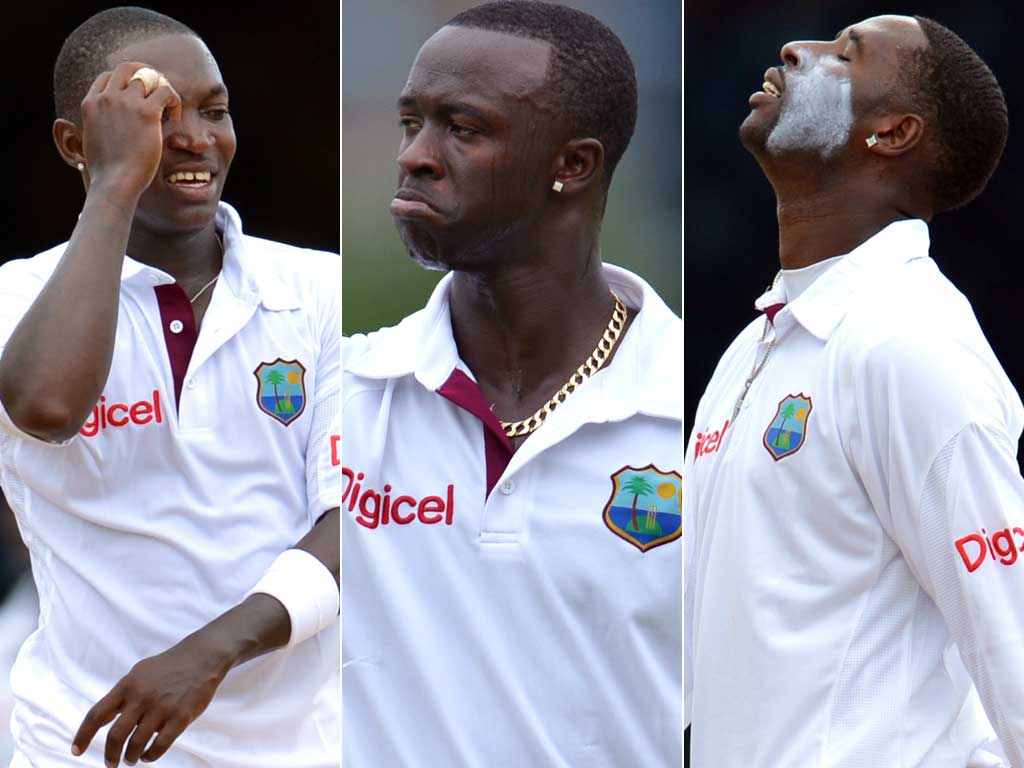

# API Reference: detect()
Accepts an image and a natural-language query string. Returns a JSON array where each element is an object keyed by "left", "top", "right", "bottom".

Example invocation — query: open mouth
[
  {"left": 166, "top": 170, "right": 213, "bottom": 187},
  {"left": 762, "top": 80, "right": 782, "bottom": 98}
]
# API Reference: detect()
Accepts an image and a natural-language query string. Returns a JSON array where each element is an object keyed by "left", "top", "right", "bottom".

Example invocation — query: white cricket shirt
[
  {"left": 685, "top": 220, "right": 1024, "bottom": 767},
  {"left": 343, "top": 265, "right": 683, "bottom": 767},
  {"left": 0, "top": 202, "right": 340, "bottom": 768}
]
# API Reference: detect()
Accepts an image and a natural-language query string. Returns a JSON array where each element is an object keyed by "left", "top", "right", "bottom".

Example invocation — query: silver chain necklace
[
  {"left": 732, "top": 272, "right": 783, "bottom": 422},
  {"left": 189, "top": 233, "right": 224, "bottom": 304}
]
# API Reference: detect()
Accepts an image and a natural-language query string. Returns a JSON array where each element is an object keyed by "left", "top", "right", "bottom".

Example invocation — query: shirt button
[
  {"left": 169, "top": 319, "right": 184, "bottom": 334},
  {"left": 499, "top": 479, "right": 516, "bottom": 495},
  {"left": 186, "top": 378, "right": 197, "bottom": 389}
]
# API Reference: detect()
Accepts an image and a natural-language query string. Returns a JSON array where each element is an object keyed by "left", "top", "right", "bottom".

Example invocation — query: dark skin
[
  {"left": 738, "top": 15, "right": 931, "bottom": 269},
  {"left": 0, "top": 33, "right": 339, "bottom": 767},
  {"left": 393, "top": 26, "right": 635, "bottom": 448}
]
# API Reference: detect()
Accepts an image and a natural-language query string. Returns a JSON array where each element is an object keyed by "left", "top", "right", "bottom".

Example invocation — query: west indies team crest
[
  {"left": 763, "top": 393, "right": 813, "bottom": 461},
  {"left": 254, "top": 359, "right": 307, "bottom": 426},
  {"left": 603, "top": 465, "right": 682, "bottom": 552}
]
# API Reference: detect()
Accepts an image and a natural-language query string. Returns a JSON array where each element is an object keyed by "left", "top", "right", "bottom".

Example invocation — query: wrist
[{"left": 84, "top": 175, "right": 145, "bottom": 214}]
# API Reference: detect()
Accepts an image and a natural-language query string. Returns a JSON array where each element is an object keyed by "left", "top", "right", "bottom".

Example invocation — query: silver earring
[
  {"left": 77, "top": 162, "right": 85, "bottom": 171},
  {"left": 552, "top": 180, "right": 564, "bottom": 192},
  {"left": 865, "top": 134, "right": 878, "bottom": 148}
]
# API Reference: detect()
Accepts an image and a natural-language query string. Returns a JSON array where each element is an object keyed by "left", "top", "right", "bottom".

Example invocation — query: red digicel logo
[
  {"left": 343, "top": 467, "right": 454, "bottom": 529},
  {"left": 81, "top": 390, "right": 164, "bottom": 438},
  {"left": 694, "top": 418, "right": 730, "bottom": 462},
  {"left": 955, "top": 526, "right": 1024, "bottom": 573}
]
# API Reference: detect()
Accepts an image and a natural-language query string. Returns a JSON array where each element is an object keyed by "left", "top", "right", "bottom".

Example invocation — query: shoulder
[
  {"left": 0, "top": 243, "right": 68, "bottom": 285},
  {"left": 839, "top": 261, "right": 1022, "bottom": 436},
  {"left": 241, "top": 234, "right": 339, "bottom": 299},
  {"left": 343, "top": 306, "right": 432, "bottom": 381}
]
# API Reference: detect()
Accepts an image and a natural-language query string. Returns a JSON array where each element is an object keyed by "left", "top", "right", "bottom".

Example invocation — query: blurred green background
[{"left": 342, "top": 0, "right": 681, "bottom": 335}]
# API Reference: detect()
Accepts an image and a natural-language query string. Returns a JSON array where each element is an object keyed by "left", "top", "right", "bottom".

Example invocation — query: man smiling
[
  {"left": 0, "top": 7, "right": 339, "bottom": 767},
  {"left": 685, "top": 14, "right": 1023, "bottom": 767},
  {"left": 343, "top": 2, "right": 682, "bottom": 765}
]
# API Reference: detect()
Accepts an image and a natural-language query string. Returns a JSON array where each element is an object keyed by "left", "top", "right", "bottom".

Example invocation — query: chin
[{"left": 738, "top": 111, "right": 772, "bottom": 155}]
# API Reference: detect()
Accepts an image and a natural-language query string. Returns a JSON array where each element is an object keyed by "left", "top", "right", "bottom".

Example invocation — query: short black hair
[
  {"left": 901, "top": 17, "right": 1008, "bottom": 213},
  {"left": 54, "top": 6, "right": 198, "bottom": 123},
  {"left": 446, "top": 0, "right": 638, "bottom": 191}
]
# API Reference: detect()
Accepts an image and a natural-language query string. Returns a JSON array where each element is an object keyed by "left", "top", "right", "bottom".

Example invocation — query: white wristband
[{"left": 246, "top": 548, "right": 339, "bottom": 648}]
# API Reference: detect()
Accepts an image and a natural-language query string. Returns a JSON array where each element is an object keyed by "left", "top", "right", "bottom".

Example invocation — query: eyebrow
[
  {"left": 205, "top": 84, "right": 228, "bottom": 99},
  {"left": 397, "top": 94, "right": 491, "bottom": 122}
]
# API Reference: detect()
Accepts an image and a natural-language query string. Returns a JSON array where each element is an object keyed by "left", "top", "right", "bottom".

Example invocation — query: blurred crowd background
[
  {"left": 343, "top": 0, "right": 682, "bottom": 335},
  {"left": 1, "top": 2, "right": 338, "bottom": 759},
  {"left": 684, "top": 0, "right": 1022, "bottom": 465}
]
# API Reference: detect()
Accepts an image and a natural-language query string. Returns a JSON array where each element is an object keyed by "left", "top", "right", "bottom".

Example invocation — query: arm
[
  {"left": 854, "top": 337, "right": 1024, "bottom": 764},
  {"left": 0, "top": 62, "right": 179, "bottom": 443},
  {"left": 71, "top": 509, "right": 339, "bottom": 767}
]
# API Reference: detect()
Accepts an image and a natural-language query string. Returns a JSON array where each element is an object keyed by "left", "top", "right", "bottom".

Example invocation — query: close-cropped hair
[
  {"left": 54, "top": 6, "right": 197, "bottom": 123},
  {"left": 447, "top": 0, "right": 638, "bottom": 191},
  {"left": 900, "top": 16, "right": 1008, "bottom": 213}
]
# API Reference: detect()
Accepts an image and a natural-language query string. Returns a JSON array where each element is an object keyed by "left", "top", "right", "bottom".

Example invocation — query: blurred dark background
[
  {"left": 0, "top": 3, "right": 338, "bottom": 758},
  {"left": 684, "top": 1, "right": 1022, "bottom": 464},
  {"left": 343, "top": 0, "right": 681, "bottom": 335}
]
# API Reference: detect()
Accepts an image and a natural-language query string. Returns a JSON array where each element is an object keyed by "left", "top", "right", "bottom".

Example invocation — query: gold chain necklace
[{"left": 499, "top": 291, "right": 627, "bottom": 438}]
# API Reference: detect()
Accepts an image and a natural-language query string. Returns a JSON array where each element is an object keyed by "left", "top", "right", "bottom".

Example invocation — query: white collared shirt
[
  {"left": 0, "top": 203, "right": 340, "bottom": 768},
  {"left": 343, "top": 264, "right": 683, "bottom": 767},
  {"left": 686, "top": 220, "right": 1024, "bottom": 767}
]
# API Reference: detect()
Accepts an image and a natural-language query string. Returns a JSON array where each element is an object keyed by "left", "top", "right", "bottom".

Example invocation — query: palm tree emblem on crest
[
  {"left": 253, "top": 359, "right": 307, "bottom": 426},
  {"left": 603, "top": 465, "right": 682, "bottom": 552}
]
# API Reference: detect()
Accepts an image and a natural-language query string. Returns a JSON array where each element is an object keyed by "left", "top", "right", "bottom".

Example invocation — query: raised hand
[{"left": 79, "top": 61, "right": 182, "bottom": 203}]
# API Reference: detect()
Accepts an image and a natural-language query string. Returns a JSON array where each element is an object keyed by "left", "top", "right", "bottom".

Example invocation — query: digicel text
[
  {"left": 955, "top": 526, "right": 1024, "bottom": 573},
  {"left": 343, "top": 467, "right": 454, "bottom": 529},
  {"left": 81, "top": 391, "right": 163, "bottom": 438},
  {"left": 694, "top": 418, "right": 730, "bottom": 462}
]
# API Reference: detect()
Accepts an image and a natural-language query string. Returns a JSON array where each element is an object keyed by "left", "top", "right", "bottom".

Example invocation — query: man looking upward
[
  {"left": 343, "top": 2, "right": 682, "bottom": 765},
  {"left": 686, "top": 15, "right": 1023, "bottom": 767},
  {"left": 0, "top": 8, "right": 339, "bottom": 767}
]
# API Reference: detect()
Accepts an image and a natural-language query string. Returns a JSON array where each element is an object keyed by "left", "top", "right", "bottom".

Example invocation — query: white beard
[{"left": 766, "top": 62, "right": 853, "bottom": 158}]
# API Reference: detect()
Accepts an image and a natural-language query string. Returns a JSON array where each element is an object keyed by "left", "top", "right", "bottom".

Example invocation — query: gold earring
[
  {"left": 865, "top": 134, "right": 878, "bottom": 148},
  {"left": 552, "top": 180, "right": 564, "bottom": 192}
]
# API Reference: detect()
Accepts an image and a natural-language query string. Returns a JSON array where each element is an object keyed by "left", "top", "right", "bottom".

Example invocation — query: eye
[
  {"left": 837, "top": 53, "right": 851, "bottom": 62},
  {"left": 450, "top": 124, "right": 478, "bottom": 137},
  {"left": 399, "top": 117, "right": 422, "bottom": 134},
  {"left": 202, "top": 107, "right": 230, "bottom": 121}
]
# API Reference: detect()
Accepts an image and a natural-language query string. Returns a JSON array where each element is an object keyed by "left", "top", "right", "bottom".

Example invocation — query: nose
[
  {"left": 165, "top": 110, "right": 214, "bottom": 153},
  {"left": 780, "top": 39, "right": 831, "bottom": 69},
  {"left": 396, "top": 126, "right": 444, "bottom": 180}
]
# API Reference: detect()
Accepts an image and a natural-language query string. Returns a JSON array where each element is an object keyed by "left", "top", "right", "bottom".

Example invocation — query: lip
[
  {"left": 764, "top": 67, "right": 785, "bottom": 95},
  {"left": 162, "top": 165, "right": 219, "bottom": 203},
  {"left": 391, "top": 188, "right": 446, "bottom": 221}
]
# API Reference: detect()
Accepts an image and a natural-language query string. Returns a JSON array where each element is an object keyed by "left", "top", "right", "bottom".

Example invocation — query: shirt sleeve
[
  {"left": 304, "top": 257, "right": 341, "bottom": 523},
  {"left": 913, "top": 423, "right": 1024, "bottom": 765},
  {"left": 852, "top": 334, "right": 1024, "bottom": 765}
]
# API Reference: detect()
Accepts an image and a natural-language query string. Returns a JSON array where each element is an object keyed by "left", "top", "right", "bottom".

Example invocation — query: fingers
[
  {"left": 122, "top": 712, "right": 162, "bottom": 766},
  {"left": 105, "top": 706, "right": 143, "bottom": 767},
  {"left": 140, "top": 717, "right": 189, "bottom": 763},
  {"left": 72, "top": 687, "right": 123, "bottom": 757},
  {"left": 150, "top": 79, "right": 183, "bottom": 123}
]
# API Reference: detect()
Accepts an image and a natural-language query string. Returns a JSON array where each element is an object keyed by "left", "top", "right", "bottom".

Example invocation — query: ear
[
  {"left": 550, "top": 137, "right": 604, "bottom": 194},
  {"left": 865, "top": 112, "right": 925, "bottom": 157},
  {"left": 53, "top": 118, "right": 86, "bottom": 170}
]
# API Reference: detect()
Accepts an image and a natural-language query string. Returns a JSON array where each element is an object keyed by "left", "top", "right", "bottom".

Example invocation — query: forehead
[
  {"left": 108, "top": 34, "right": 226, "bottom": 97},
  {"left": 840, "top": 15, "right": 927, "bottom": 57},
  {"left": 403, "top": 26, "right": 552, "bottom": 107}
]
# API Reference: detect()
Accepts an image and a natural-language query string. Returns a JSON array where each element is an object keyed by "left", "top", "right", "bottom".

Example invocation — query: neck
[
  {"left": 448, "top": 229, "right": 615, "bottom": 411},
  {"left": 774, "top": 186, "right": 915, "bottom": 269},
  {"left": 126, "top": 222, "right": 223, "bottom": 290}
]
